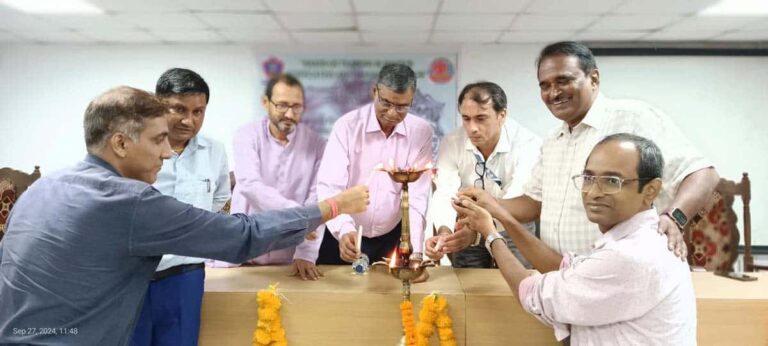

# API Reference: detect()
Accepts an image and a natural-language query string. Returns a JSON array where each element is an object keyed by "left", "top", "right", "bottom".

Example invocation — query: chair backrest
[
  {"left": 0, "top": 166, "right": 42, "bottom": 241},
  {"left": 685, "top": 173, "right": 749, "bottom": 272}
]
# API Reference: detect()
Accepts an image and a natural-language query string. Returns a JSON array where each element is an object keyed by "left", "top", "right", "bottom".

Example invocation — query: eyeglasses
[
  {"left": 474, "top": 161, "right": 486, "bottom": 190},
  {"left": 571, "top": 174, "right": 651, "bottom": 194},
  {"left": 269, "top": 99, "right": 304, "bottom": 114},
  {"left": 375, "top": 87, "right": 411, "bottom": 114}
]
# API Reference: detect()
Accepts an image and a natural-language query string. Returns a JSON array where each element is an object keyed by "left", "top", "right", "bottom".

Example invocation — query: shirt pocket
[{"left": 175, "top": 175, "right": 215, "bottom": 210}]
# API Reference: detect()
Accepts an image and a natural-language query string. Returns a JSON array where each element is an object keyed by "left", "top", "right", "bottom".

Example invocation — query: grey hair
[
  {"left": 377, "top": 63, "right": 416, "bottom": 93},
  {"left": 84, "top": 86, "right": 168, "bottom": 153},
  {"left": 593, "top": 133, "right": 664, "bottom": 191}
]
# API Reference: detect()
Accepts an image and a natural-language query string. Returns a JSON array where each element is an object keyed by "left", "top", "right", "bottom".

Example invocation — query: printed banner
[{"left": 256, "top": 54, "right": 458, "bottom": 155}]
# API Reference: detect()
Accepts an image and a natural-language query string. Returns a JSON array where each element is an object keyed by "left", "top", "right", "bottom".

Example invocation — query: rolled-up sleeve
[{"left": 519, "top": 250, "right": 661, "bottom": 340}]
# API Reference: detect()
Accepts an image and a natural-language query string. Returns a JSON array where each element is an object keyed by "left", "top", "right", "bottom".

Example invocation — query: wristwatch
[
  {"left": 485, "top": 232, "right": 507, "bottom": 256},
  {"left": 663, "top": 208, "right": 688, "bottom": 231}
]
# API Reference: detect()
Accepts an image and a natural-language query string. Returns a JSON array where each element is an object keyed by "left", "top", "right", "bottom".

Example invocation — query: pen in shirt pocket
[{"left": 203, "top": 178, "right": 211, "bottom": 192}]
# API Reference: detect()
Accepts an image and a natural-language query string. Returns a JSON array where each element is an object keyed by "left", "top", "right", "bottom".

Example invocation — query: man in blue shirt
[
  {"left": 0, "top": 86, "right": 369, "bottom": 345},
  {"left": 131, "top": 68, "right": 231, "bottom": 346}
]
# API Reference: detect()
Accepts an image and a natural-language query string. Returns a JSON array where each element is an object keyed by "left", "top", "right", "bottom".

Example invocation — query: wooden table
[
  {"left": 692, "top": 272, "right": 768, "bottom": 345},
  {"left": 200, "top": 265, "right": 466, "bottom": 345},
  {"left": 200, "top": 266, "right": 768, "bottom": 346}
]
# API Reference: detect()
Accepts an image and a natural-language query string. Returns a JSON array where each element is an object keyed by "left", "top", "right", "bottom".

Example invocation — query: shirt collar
[
  {"left": 84, "top": 154, "right": 122, "bottom": 176},
  {"left": 578, "top": 92, "right": 609, "bottom": 130},
  {"left": 263, "top": 118, "right": 298, "bottom": 145},
  {"left": 365, "top": 103, "right": 407, "bottom": 137},
  {"left": 464, "top": 121, "right": 511, "bottom": 158},
  {"left": 593, "top": 208, "right": 659, "bottom": 249},
  {"left": 557, "top": 92, "right": 609, "bottom": 137},
  {"left": 172, "top": 135, "right": 205, "bottom": 157}
]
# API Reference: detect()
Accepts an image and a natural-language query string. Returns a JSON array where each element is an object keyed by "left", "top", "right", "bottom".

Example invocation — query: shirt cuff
[
  {"left": 518, "top": 273, "right": 540, "bottom": 307},
  {"left": 205, "top": 259, "right": 241, "bottom": 268}
]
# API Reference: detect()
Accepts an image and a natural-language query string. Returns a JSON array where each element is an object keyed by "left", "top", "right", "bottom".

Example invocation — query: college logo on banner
[
  {"left": 262, "top": 57, "right": 284, "bottom": 79},
  {"left": 428, "top": 58, "right": 454, "bottom": 84}
]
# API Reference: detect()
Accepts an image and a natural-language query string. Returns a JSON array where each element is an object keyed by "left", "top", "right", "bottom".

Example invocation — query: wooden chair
[
  {"left": 685, "top": 173, "right": 765, "bottom": 272},
  {"left": 0, "top": 166, "right": 42, "bottom": 241}
]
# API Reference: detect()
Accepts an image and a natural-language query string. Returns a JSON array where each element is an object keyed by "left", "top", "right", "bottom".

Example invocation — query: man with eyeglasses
[
  {"left": 451, "top": 41, "right": 718, "bottom": 261},
  {"left": 132, "top": 68, "right": 231, "bottom": 346},
  {"left": 316, "top": 63, "right": 433, "bottom": 272},
  {"left": 424, "top": 82, "right": 541, "bottom": 268},
  {"left": 207, "top": 74, "right": 328, "bottom": 281},
  {"left": 454, "top": 133, "right": 696, "bottom": 344}
]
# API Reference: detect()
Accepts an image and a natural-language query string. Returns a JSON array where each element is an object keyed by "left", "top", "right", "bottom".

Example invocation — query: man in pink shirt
[
  {"left": 316, "top": 63, "right": 434, "bottom": 266},
  {"left": 455, "top": 133, "right": 696, "bottom": 345},
  {"left": 208, "top": 74, "right": 327, "bottom": 281}
]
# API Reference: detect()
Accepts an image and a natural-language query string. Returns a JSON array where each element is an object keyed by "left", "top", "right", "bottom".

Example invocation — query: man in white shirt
[
  {"left": 424, "top": 82, "right": 541, "bottom": 267},
  {"left": 455, "top": 133, "right": 697, "bottom": 345},
  {"left": 445, "top": 41, "right": 718, "bottom": 259},
  {"left": 131, "top": 68, "right": 230, "bottom": 346}
]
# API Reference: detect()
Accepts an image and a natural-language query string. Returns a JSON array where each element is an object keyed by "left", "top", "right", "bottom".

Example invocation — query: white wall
[
  {"left": 459, "top": 43, "right": 768, "bottom": 246},
  {"left": 1, "top": 43, "right": 766, "bottom": 245}
]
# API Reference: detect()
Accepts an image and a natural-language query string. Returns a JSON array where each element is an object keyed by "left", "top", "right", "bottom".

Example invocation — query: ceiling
[{"left": 0, "top": 0, "right": 766, "bottom": 45}]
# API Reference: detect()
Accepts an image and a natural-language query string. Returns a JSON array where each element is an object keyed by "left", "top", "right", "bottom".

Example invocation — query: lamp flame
[{"left": 389, "top": 249, "right": 398, "bottom": 268}]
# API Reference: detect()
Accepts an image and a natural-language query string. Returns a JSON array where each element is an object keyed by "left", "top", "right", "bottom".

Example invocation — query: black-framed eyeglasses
[
  {"left": 269, "top": 98, "right": 304, "bottom": 114},
  {"left": 375, "top": 87, "right": 411, "bottom": 114},
  {"left": 474, "top": 161, "right": 486, "bottom": 190},
  {"left": 571, "top": 174, "right": 652, "bottom": 194}
]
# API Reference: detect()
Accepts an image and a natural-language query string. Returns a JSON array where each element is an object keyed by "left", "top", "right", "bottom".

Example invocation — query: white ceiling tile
[
  {"left": 0, "top": 31, "right": 23, "bottom": 42},
  {"left": 739, "top": 18, "right": 768, "bottom": 31},
  {"left": 218, "top": 30, "right": 291, "bottom": 42},
  {"left": 570, "top": 31, "right": 647, "bottom": 41},
  {"left": 435, "top": 14, "right": 515, "bottom": 31},
  {"left": 526, "top": 0, "right": 625, "bottom": 14},
  {"left": 509, "top": 14, "right": 598, "bottom": 31},
  {"left": 113, "top": 13, "right": 208, "bottom": 29},
  {"left": 353, "top": 0, "right": 439, "bottom": 14},
  {"left": 361, "top": 31, "right": 429, "bottom": 43},
  {"left": 152, "top": 29, "right": 223, "bottom": 42},
  {"left": 715, "top": 30, "right": 768, "bottom": 40},
  {"left": 18, "top": 30, "right": 93, "bottom": 43},
  {"left": 79, "top": 29, "right": 160, "bottom": 42},
  {"left": 0, "top": 12, "right": 65, "bottom": 31},
  {"left": 278, "top": 14, "right": 354, "bottom": 30},
  {"left": 43, "top": 14, "right": 135, "bottom": 30},
  {"left": 265, "top": 0, "right": 351, "bottom": 13},
  {"left": 440, "top": 0, "right": 527, "bottom": 14},
  {"left": 196, "top": 13, "right": 280, "bottom": 30},
  {"left": 664, "top": 16, "right": 758, "bottom": 32},
  {"left": 498, "top": 31, "right": 572, "bottom": 43},
  {"left": 586, "top": 15, "right": 681, "bottom": 31},
  {"left": 641, "top": 30, "right": 720, "bottom": 41},
  {"left": 292, "top": 31, "right": 360, "bottom": 43},
  {"left": 431, "top": 31, "right": 499, "bottom": 43},
  {"left": 182, "top": 0, "right": 267, "bottom": 11},
  {"left": 87, "top": 0, "right": 186, "bottom": 12},
  {"left": 357, "top": 15, "right": 433, "bottom": 31},
  {"left": 614, "top": 0, "right": 720, "bottom": 14}
]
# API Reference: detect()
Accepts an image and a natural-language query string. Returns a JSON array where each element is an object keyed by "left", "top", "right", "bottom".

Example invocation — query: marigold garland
[
  {"left": 400, "top": 300, "right": 417, "bottom": 346},
  {"left": 415, "top": 293, "right": 457, "bottom": 346},
  {"left": 253, "top": 284, "right": 288, "bottom": 346}
]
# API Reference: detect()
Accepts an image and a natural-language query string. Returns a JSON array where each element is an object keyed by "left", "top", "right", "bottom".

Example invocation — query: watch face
[{"left": 671, "top": 208, "right": 688, "bottom": 225}]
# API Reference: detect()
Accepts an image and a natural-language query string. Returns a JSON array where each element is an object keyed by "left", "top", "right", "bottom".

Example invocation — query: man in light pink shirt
[
  {"left": 208, "top": 74, "right": 327, "bottom": 280},
  {"left": 455, "top": 133, "right": 697, "bottom": 345},
  {"left": 316, "top": 63, "right": 433, "bottom": 266}
]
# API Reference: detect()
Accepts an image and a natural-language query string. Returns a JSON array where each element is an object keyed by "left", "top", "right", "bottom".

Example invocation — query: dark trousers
[
  {"left": 317, "top": 222, "right": 402, "bottom": 264},
  {"left": 452, "top": 223, "right": 536, "bottom": 269},
  {"left": 131, "top": 267, "right": 204, "bottom": 346}
]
